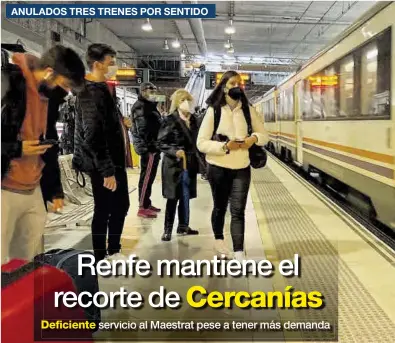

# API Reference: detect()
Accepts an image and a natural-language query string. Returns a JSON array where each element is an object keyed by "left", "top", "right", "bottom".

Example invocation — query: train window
[
  {"left": 270, "top": 98, "right": 276, "bottom": 122},
  {"left": 264, "top": 99, "right": 275, "bottom": 122},
  {"left": 303, "top": 27, "right": 391, "bottom": 121},
  {"left": 360, "top": 29, "right": 390, "bottom": 117},
  {"left": 322, "top": 65, "right": 339, "bottom": 118},
  {"left": 339, "top": 55, "right": 355, "bottom": 117},
  {"left": 361, "top": 42, "right": 378, "bottom": 115},
  {"left": 303, "top": 78, "right": 324, "bottom": 119},
  {"left": 279, "top": 88, "right": 294, "bottom": 121},
  {"left": 286, "top": 88, "right": 294, "bottom": 120}
]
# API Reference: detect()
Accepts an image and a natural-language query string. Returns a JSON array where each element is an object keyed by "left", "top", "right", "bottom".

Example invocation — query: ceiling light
[
  {"left": 224, "top": 39, "right": 231, "bottom": 49},
  {"left": 227, "top": 43, "right": 235, "bottom": 54},
  {"left": 180, "top": 50, "right": 186, "bottom": 59},
  {"left": 163, "top": 39, "right": 169, "bottom": 50},
  {"left": 142, "top": 19, "right": 152, "bottom": 32},
  {"left": 172, "top": 38, "right": 181, "bottom": 48},
  {"left": 225, "top": 19, "right": 236, "bottom": 35}
]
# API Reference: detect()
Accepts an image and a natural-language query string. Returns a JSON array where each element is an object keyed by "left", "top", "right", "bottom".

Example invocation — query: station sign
[
  {"left": 205, "top": 71, "right": 251, "bottom": 89},
  {"left": 308, "top": 75, "right": 338, "bottom": 88},
  {"left": 109, "top": 68, "right": 149, "bottom": 86}
]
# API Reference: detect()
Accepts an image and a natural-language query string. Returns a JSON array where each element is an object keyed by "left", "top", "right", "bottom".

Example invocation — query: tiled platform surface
[{"left": 44, "top": 158, "right": 395, "bottom": 343}]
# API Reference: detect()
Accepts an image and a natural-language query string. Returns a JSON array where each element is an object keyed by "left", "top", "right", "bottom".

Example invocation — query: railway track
[{"left": 268, "top": 151, "right": 395, "bottom": 254}]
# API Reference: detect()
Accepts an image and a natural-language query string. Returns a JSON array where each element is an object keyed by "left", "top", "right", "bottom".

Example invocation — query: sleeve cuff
[
  {"left": 252, "top": 133, "right": 265, "bottom": 146},
  {"left": 100, "top": 167, "right": 116, "bottom": 178}
]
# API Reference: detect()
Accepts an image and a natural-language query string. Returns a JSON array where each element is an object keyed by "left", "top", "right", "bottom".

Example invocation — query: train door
[{"left": 295, "top": 81, "right": 304, "bottom": 166}]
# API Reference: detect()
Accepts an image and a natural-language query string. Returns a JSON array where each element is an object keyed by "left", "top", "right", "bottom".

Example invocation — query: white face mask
[
  {"left": 179, "top": 100, "right": 191, "bottom": 113},
  {"left": 147, "top": 94, "right": 157, "bottom": 102},
  {"left": 104, "top": 65, "right": 118, "bottom": 80}
]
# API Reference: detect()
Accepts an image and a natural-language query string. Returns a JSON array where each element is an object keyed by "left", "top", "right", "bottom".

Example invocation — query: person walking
[{"left": 197, "top": 71, "right": 267, "bottom": 261}]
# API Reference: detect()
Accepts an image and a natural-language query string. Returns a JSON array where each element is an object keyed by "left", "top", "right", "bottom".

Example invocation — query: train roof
[{"left": 274, "top": 1, "right": 392, "bottom": 89}]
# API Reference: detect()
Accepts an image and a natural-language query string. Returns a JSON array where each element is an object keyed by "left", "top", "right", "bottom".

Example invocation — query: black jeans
[
  {"left": 90, "top": 168, "right": 130, "bottom": 261},
  {"left": 164, "top": 196, "right": 189, "bottom": 232},
  {"left": 138, "top": 152, "right": 160, "bottom": 209},
  {"left": 207, "top": 164, "right": 251, "bottom": 252}
]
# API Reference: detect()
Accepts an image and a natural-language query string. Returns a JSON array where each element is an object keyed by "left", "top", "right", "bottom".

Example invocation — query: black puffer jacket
[
  {"left": 1, "top": 63, "right": 66, "bottom": 203},
  {"left": 158, "top": 112, "right": 200, "bottom": 200},
  {"left": 73, "top": 81, "right": 125, "bottom": 177},
  {"left": 130, "top": 96, "right": 162, "bottom": 155}
]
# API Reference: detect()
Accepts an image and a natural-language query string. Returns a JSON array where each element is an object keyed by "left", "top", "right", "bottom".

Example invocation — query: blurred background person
[
  {"left": 158, "top": 89, "right": 200, "bottom": 241},
  {"left": 197, "top": 71, "right": 267, "bottom": 261},
  {"left": 130, "top": 82, "right": 162, "bottom": 218}
]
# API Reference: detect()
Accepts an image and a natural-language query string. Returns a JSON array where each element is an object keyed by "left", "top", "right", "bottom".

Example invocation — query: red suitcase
[{"left": 2, "top": 259, "right": 94, "bottom": 343}]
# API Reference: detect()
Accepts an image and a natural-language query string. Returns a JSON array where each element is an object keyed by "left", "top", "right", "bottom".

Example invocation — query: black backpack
[
  {"left": 212, "top": 105, "right": 267, "bottom": 169},
  {"left": 1, "top": 48, "right": 26, "bottom": 127}
]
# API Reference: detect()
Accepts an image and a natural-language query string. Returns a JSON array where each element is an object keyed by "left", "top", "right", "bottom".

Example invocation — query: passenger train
[{"left": 253, "top": 2, "right": 395, "bottom": 230}]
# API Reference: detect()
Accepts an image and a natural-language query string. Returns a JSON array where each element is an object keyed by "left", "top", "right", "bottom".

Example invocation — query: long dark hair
[{"left": 206, "top": 70, "right": 250, "bottom": 112}]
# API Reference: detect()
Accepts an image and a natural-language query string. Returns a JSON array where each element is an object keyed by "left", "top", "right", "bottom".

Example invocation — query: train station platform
[{"left": 44, "top": 156, "right": 395, "bottom": 343}]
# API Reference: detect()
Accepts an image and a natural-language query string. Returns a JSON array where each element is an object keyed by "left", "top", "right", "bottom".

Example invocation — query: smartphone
[
  {"left": 39, "top": 139, "right": 58, "bottom": 146},
  {"left": 235, "top": 139, "right": 245, "bottom": 143}
]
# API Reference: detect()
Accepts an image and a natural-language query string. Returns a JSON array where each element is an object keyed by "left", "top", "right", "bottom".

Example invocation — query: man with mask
[
  {"left": 73, "top": 44, "right": 129, "bottom": 263},
  {"left": 1, "top": 45, "right": 85, "bottom": 264},
  {"left": 130, "top": 82, "right": 162, "bottom": 218}
]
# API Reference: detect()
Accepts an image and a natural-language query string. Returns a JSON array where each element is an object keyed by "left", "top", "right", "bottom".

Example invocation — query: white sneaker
[
  {"left": 105, "top": 253, "right": 129, "bottom": 276},
  {"left": 106, "top": 252, "right": 129, "bottom": 262},
  {"left": 214, "top": 240, "right": 232, "bottom": 259},
  {"left": 234, "top": 251, "right": 245, "bottom": 262}
]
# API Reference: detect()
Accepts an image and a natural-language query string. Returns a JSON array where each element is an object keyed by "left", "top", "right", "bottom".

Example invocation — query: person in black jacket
[
  {"left": 1, "top": 45, "right": 85, "bottom": 264},
  {"left": 130, "top": 82, "right": 162, "bottom": 218},
  {"left": 73, "top": 44, "right": 129, "bottom": 263},
  {"left": 158, "top": 89, "right": 200, "bottom": 241}
]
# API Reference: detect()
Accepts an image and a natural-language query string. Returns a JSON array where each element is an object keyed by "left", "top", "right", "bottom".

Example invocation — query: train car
[{"left": 255, "top": 2, "right": 395, "bottom": 230}]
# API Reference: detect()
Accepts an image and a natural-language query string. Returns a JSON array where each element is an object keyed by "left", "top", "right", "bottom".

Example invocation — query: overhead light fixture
[
  {"left": 172, "top": 38, "right": 181, "bottom": 48},
  {"left": 225, "top": 19, "right": 236, "bottom": 35},
  {"left": 180, "top": 50, "right": 186, "bottom": 59},
  {"left": 163, "top": 39, "right": 169, "bottom": 50},
  {"left": 224, "top": 39, "right": 231, "bottom": 49},
  {"left": 142, "top": 18, "right": 152, "bottom": 32},
  {"left": 227, "top": 42, "right": 234, "bottom": 54}
]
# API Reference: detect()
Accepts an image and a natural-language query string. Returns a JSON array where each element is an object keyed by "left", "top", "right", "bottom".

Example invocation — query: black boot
[
  {"left": 177, "top": 226, "right": 199, "bottom": 235},
  {"left": 161, "top": 229, "right": 172, "bottom": 241}
]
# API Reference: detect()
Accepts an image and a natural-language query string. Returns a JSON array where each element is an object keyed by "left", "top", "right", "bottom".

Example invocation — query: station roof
[{"left": 99, "top": 1, "right": 375, "bottom": 65}]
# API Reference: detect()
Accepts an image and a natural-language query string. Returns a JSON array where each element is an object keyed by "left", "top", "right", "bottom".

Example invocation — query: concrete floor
[{"left": 43, "top": 158, "right": 395, "bottom": 343}]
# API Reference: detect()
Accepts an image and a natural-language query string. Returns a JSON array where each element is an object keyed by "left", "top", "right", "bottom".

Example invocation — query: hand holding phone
[
  {"left": 39, "top": 139, "right": 58, "bottom": 146},
  {"left": 22, "top": 140, "right": 52, "bottom": 156}
]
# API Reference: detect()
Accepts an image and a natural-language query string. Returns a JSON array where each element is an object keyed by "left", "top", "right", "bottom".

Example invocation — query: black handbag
[{"left": 212, "top": 106, "right": 267, "bottom": 169}]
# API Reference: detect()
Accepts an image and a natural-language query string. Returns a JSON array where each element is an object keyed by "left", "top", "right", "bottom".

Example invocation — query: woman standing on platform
[
  {"left": 197, "top": 71, "right": 267, "bottom": 261},
  {"left": 158, "top": 89, "right": 200, "bottom": 241}
]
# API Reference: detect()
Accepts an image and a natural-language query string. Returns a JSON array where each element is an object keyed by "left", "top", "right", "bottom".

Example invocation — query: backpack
[
  {"left": 1, "top": 48, "right": 11, "bottom": 101},
  {"left": 212, "top": 105, "right": 267, "bottom": 169},
  {"left": 1, "top": 48, "right": 26, "bottom": 126}
]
